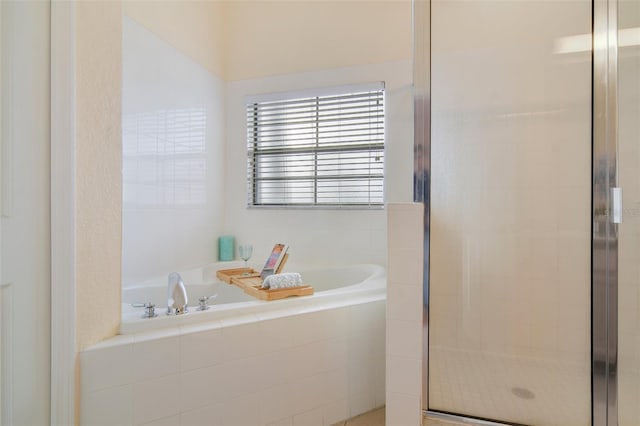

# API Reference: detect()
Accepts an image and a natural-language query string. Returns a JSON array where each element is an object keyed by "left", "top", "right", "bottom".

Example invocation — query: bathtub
[
  {"left": 120, "top": 262, "right": 386, "bottom": 334},
  {"left": 81, "top": 263, "right": 386, "bottom": 426}
]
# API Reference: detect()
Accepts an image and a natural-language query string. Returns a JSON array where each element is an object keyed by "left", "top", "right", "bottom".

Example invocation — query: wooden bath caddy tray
[{"left": 216, "top": 256, "right": 313, "bottom": 301}]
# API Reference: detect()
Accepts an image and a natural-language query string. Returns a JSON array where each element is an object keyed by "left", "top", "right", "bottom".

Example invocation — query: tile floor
[
  {"left": 333, "top": 407, "right": 464, "bottom": 426},
  {"left": 428, "top": 348, "right": 592, "bottom": 426},
  {"left": 335, "top": 360, "right": 639, "bottom": 426},
  {"left": 331, "top": 407, "right": 385, "bottom": 426}
]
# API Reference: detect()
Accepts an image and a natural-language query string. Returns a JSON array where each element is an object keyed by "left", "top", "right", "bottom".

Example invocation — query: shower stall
[{"left": 414, "top": 0, "right": 640, "bottom": 424}]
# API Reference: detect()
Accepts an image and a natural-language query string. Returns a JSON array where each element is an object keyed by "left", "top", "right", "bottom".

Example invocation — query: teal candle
[{"left": 218, "top": 236, "right": 235, "bottom": 261}]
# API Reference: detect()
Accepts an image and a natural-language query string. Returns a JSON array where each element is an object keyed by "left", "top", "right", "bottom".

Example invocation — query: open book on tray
[{"left": 260, "top": 243, "right": 289, "bottom": 279}]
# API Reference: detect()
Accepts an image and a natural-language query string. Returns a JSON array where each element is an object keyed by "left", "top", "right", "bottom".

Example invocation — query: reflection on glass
[{"left": 122, "top": 107, "right": 207, "bottom": 206}]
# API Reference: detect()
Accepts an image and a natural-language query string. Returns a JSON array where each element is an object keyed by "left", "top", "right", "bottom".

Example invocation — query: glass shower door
[
  {"left": 617, "top": 0, "right": 640, "bottom": 424},
  {"left": 428, "top": 0, "right": 593, "bottom": 424}
]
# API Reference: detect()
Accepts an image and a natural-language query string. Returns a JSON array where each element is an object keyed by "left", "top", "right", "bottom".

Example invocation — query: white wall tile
[
  {"left": 133, "top": 327, "right": 181, "bottom": 344},
  {"left": 387, "top": 355, "right": 421, "bottom": 396},
  {"left": 132, "top": 335, "right": 181, "bottom": 382},
  {"left": 374, "top": 356, "right": 386, "bottom": 407},
  {"left": 219, "top": 313, "right": 261, "bottom": 328},
  {"left": 386, "top": 392, "right": 421, "bottom": 426},
  {"left": 347, "top": 351, "right": 377, "bottom": 398},
  {"left": 347, "top": 303, "right": 382, "bottom": 339},
  {"left": 179, "top": 405, "right": 211, "bottom": 426},
  {"left": 293, "top": 407, "right": 323, "bottom": 426},
  {"left": 290, "top": 373, "right": 327, "bottom": 414},
  {"left": 133, "top": 374, "right": 182, "bottom": 425},
  {"left": 324, "top": 368, "right": 349, "bottom": 403},
  {"left": 285, "top": 343, "right": 322, "bottom": 381},
  {"left": 321, "top": 307, "right": 350, "bottom": 340},
  {"left": 267, "top": 417, "right": 294, "bottom": 426},
  {"left": 140, "top": 414, "right": 180, "bottom": 426},
  {"left": 321, "top": 337, "right": 350, "bottom": 374},
  {"left": 258, "top": 321, "right": 297, "bottom": 354},
  {"left": 259, "top": 382, "right": 295, "bottom": 425},
  {"left": 286, "top": 337, "right": 348, "bottom": 381},
  {"left": 250, "top": 351, "right": 290, "bottom": 390},
  {"left": 387, "top": 248, "right": 423, "bottom": 287},
  {"left": 217, "top": 317, "right": 292, "bottom": 360},
  {"left": 322, "top": 398, "right": 349, "bottom": 426},
  {"left": 387, "top": 203, "right": 424, "bottom": 250},
  {"left": 348, "top": 391, "right": 376, "bottom": 419},
  {"left": 81, "top": 385, "right": 134, "bottom": 426},
  {"left": 212, "top": 393, "right": 264, "bottom": 426},
  {"left": 80, "top": 339, "right": 134, "bottom": 392},
  {"left": 213, "top": 356, "right": 266, "bottom": 398},
  {"left": 218, "top": 321, "right": 263, "bottom": 362},
  {"left": 180, "top": 327, "right": 225, "bottom": 372},
  {"left": 287, "top": 311, "right": 334, "bottom": 347},
  {"left": 180, "top": 366, "right": 217, "bottom": 413},
  {"left": 387, "top": 283, "right": 423, "bottom": 323},
  {"left": 386, "top": 319, "right": 422, "bottom": 358}
]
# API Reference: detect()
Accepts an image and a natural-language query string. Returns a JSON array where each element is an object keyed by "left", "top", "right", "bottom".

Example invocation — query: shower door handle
[{"left": 611, "top": 187, "right": 622, "bottom": 224}]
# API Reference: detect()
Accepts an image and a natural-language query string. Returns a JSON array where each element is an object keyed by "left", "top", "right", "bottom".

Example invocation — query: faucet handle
[
  {"left": 197, "top": 294, "right": 217, "bottom": 311},
  {"left": 131, "top": 302, "right": 158, "bottom": 319}
]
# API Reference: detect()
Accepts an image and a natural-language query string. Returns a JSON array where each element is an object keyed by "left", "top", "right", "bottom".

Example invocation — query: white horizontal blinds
[{"left": 247, "top": 84, "right": 385, "bottom": 207}]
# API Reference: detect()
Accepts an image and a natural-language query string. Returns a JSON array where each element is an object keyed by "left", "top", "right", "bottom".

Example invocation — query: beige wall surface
[
  {"left": 617, "top": 1, "right": 640, "bottom": 424},
  {"left": 75, "top": 0, "right": 122, "bottom": 351},
  {"left": 123, "top": 0, "right": 411, "bottom": 81},
  {"left": 223, "top": 0, "right": 411, "bottom": 80},
  {"left": 123, "top": 0, "right": 226, "bottom": 78}
]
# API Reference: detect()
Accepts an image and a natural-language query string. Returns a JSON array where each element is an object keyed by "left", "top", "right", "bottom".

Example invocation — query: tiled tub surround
[{"left": 80, "top": 272, "right": 386, "bottom": 426}]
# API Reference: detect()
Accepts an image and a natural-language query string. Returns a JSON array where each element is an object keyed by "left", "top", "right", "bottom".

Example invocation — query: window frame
[{"left": 245, "top": 82, "right": 386, "bottom": 210}]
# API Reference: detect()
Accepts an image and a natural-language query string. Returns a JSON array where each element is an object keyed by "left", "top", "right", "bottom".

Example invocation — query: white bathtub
[
  {"left": 120, "top": 262, "right": 386, "bottom": 334},
  {"left": 81, "top": 263, "right": 386, "bottom": 425}
]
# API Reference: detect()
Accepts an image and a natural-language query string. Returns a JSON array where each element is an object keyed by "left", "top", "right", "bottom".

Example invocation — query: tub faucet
[{"left": 167, "top": 272, "right": 188, "bottom": 315}]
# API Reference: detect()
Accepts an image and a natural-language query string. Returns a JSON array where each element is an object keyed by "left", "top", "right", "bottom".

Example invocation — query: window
[{"left": 246, "top": 83, "right": 385, "bottom": 208}]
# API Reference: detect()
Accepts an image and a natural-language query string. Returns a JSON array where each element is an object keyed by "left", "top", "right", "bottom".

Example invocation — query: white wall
[
  {"left": 223, "top": 60, "right": 413, "bottom": 269},
  {"left": 223, "top": 0, "right": 412, "bottom": 81},
  {"left": 122, "top": 17, "right": 225, "bottom": 286},
  {"left": 617, "top": 1, "right": 640, "bottom": 423},
  {"left": 1, "top": 2, "right": 51, "bottom": 423}
]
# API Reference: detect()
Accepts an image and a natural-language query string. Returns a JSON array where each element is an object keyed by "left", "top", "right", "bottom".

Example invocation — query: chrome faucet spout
[{"left": 167, "top": 272, "right": 188, "bottom": 315}]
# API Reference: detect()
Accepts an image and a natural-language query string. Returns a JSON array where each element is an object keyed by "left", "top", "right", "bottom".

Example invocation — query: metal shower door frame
[{"left": 414, "top": 0, "right": 621, "bottom": 423}]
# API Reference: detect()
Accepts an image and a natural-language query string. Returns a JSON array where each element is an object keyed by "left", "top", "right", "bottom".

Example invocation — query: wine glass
[{"left": 238, "top": 244, "right": 253, "bottom": 273}]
